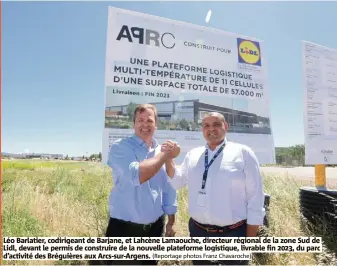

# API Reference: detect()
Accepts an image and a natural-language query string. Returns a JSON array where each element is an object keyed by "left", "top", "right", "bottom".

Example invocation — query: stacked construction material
[{"left": 299, "top": 187, "right": 337, "bottom": 238}]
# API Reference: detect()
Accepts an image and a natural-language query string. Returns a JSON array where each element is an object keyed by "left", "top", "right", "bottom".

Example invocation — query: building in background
[
  {"left": 25, "top": 153, "right": 64, "bottom": 159},
  {"left": 1, "top": 152, "right": 64, "bottom": 159},
  {"left": 105, "top": 99, "right": 271, "bottom": 134}
]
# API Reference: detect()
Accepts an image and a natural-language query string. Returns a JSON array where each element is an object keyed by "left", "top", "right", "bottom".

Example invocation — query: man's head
[
  {"left": 133, "top": 104, "right": 158, "bottom": 142},
  {"left": 201, "top": 112, "right": 228, "bottom": 147}
]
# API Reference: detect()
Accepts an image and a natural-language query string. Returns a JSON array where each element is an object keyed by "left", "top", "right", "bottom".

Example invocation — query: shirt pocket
[
  {"left": 217, "top": 161, "right": 245, "bottom": 186},
  {"left": 219, "top": 161, "right": 244, "bottom": 173}
]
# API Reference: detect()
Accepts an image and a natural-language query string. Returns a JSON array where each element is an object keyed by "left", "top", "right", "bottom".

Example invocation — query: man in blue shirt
[{"left": 105, "top": 104, "right": 179, "bottom": 265}]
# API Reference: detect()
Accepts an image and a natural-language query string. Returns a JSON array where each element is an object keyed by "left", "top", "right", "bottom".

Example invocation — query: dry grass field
[{"left": 2, "top": 159, "right": 337, "bottom": 265}]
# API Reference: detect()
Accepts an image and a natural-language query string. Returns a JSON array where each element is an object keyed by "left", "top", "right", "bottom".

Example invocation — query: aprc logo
[
  {"left": 237, "top": 38, "right": 261, "bottom": 66},
  {"left": 116, "top": 25, "right": 175, "bottom": 49}
]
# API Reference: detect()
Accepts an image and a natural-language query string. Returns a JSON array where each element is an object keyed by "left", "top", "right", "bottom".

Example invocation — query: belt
[
  {"left": 193, "top": 219, "right": 246, "bottom": 233},
  {"left": 113, "top": 216, "right": 163, "bottom": 230}
]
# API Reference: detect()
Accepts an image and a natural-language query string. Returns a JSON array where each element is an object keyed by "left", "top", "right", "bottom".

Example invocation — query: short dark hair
[
  {"left": 133, "top": 104, "right": 158, "bottom": 123},
  {"left": 202, "top": 112, "right": 226, "bottom": 124}
]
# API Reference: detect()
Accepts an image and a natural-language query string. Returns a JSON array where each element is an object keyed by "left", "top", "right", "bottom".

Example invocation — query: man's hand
[
  {"left": 246, "top": 225, "right": 259, "bottom": 237},
  {"left": 162, "top": 141, "right": 180, "bottom": 177},
  {"left": 165, "top": 215, "right": 176, "bottom": 237},
  {"left": 165, "top": 223, "right": 176, "bottom": 237},
  {"left": 161, "top": 140, "right": 181, "bottom": 158}
]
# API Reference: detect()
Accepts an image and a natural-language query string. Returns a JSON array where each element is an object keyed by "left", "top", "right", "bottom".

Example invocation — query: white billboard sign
[
  {"left": 303, "top": 41, "right": 337, "bottom": 165},
  {"left": 103, "top": 6, "right": 275, "bottom": 164}
]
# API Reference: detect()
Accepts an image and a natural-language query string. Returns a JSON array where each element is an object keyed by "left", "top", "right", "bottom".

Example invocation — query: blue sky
[{"left": 3, "top": 1, "right": 337, "bottom": 156}]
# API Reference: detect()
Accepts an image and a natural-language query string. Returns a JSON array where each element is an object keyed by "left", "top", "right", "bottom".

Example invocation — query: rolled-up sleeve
[
  {"left": 162, "top": 175, "right": 177, "bottom": 215},
  {"left": 243, "top": 147, "right": 266, "bottom": 225},
  {"left": 168, "top": 152, "right": 190, "bottom": 190},
  {"left": 107, "top": 141, "right": 141, "bottom": 187}
]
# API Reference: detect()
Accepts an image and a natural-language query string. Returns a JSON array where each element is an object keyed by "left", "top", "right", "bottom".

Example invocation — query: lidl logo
[{"left": 237, "top": 38, "right": 261, "bottom": 66}]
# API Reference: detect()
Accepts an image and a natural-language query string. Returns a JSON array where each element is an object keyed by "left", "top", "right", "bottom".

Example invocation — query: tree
[
  {"left": 290, "top": 145, "right": 305, "bottom": 157},
  {"left": 275, "top": 145, "right": 305, "bottom": 166},
  {"left": 179, "top": 119, "right": 189, "bottom": 130},
  {"left": 88, "top": 152, "right": 102, "bottom": 161},
  {"left": 126, "top": 102, "right": 138, "bottom": 121}
]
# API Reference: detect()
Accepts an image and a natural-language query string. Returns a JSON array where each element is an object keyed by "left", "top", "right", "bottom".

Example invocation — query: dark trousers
[
  {"left": 189, "top": 218, "right": 249, "bottom": 265},
  {"left": 103, "top": 216, "right": 164, "bottom": 265}
]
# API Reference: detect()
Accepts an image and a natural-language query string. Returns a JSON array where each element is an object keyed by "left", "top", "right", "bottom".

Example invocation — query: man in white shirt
[{"left": 162, "top": 112, "right": 265, "bottom": 265}]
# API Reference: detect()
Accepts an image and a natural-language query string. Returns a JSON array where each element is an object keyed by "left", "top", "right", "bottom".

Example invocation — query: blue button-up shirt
[{"left": 107, "top": 134, "right": 177, "bottom": 224}]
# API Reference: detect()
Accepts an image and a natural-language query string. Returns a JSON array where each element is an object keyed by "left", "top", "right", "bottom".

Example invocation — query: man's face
[
  {"left": 202, "top": 115, "right": 228, "bottom": 145},
  {"left": 133, "top": 109, "right": 156, "bottom": 141}
]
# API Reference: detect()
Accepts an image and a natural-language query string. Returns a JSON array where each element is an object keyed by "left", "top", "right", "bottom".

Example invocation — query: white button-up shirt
[{"left": 169, "top": 138, "right": 265, "bottom": 227}]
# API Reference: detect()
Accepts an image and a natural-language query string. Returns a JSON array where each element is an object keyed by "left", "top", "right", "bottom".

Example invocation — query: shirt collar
[
  {"left": 206, "top": 137, "right": 227, "bottom": 152},
  {"left": 131, "top": 134, "right": 158, "bottom": 149}
]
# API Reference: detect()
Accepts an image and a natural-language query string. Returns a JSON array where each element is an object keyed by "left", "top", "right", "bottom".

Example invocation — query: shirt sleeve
[
  {"left": 107, "top": 141, "right": 141, "bottom": 187},
  {"left": 243, "top": 147, "right": 266, "bottom": 225},
  {"left": 162, "top": 173, "right": 177, "bottom": 215},
  {"left": 168, "top": 152, "right": 190, "bottom": 190}
]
